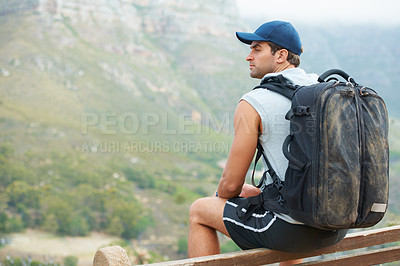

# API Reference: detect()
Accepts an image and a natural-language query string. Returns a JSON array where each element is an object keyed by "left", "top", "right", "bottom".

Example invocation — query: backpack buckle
[
  {"left": 294, "top": 106, "right": 310, "bottom": 116},
  {"left": 278, "top": 195, "right": 285, "bottom": 206},
  {"left": 270, "top": 170, "right": 283, "bottom": 191}
]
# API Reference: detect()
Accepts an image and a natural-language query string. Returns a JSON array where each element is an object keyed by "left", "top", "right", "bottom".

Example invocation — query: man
[{"left": 188, "top": 21, "right": 346, "bottom": 264}]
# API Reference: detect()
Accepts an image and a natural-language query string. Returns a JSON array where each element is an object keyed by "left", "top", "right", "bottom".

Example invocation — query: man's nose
[{"left": 246, "top": 54, "right": 253, "bottom": 61}]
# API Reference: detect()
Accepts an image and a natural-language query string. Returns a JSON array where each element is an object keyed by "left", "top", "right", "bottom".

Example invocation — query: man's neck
[{"left": 274, "top": 63, "right": 295, "bottom": 73}]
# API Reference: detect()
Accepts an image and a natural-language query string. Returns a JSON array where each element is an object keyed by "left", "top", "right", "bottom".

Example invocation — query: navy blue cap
[{"left": 236, "top": 20, "right": 302, "bottom": 55}]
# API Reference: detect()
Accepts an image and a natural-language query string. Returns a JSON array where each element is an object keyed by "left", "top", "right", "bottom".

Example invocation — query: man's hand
[{"left": 239, "top": 183, "right": 261, "bottom": 198}]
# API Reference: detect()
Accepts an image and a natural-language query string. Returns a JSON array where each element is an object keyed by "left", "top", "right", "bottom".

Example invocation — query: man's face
[{"left": 246, "top": 41, "right": 277, "bottom": 79}]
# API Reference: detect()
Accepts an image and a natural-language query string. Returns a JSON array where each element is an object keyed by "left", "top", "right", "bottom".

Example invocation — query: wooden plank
[
  {"left": 299, "top": 245, "right": 400, "bottom": 265},
  {"left": 328, "top": 225, "right": 400, "bottom": 252},
  {"left": 142, "top": 248, "right": 308, "bottom": 266},
  {"left": 143, "top": 225, "right": 400, "bottom": 265}
]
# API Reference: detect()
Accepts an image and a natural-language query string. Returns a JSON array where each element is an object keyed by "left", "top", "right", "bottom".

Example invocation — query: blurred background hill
[{"left": 0, "top": 0, "right": 399, "bottom": 264}]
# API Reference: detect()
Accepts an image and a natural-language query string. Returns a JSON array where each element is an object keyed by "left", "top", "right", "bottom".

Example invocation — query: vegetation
[
  {"left": 0, "top": 142, "right": 152, "bottom": 239},
  {"left": 0, "top": 10, "right": 232, "bottom": 253},
  {"left": 0, "top": 255, "right": 78, "bottom": 266}
]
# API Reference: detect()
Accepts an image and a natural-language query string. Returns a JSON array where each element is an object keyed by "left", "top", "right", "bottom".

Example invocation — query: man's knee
[
  {"left": 189, "top": 197, "right": 206, "bottom": 223},
  {"left": 189, "top": 197, "right": 227, "bottom": 224},
  {"left": 189, "top": 197, "right": 219, "bottom": 224},
  {"left": 189, "top": 197, "right": 229, "bottom": 236}
]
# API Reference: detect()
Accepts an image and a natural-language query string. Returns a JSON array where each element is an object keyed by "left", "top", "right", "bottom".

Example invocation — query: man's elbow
[{"left": 218, "top": 177, "right": 242, "bottom": 198}]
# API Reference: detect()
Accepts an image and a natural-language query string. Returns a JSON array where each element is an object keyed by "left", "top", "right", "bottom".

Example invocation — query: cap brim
[{"left": 236, "top": 32, "right": 268, "bottom": 45}]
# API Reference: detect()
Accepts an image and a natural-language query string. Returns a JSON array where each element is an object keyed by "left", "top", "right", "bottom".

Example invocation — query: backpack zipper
[
  {"left": 313, "top": 82, "right": 334, "bottom": 224},
  {"left": 353, "top": 85, "right": 365, "bottom": 226}
]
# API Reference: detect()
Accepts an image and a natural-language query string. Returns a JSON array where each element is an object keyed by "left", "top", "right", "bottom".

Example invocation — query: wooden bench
[{"left": 93, "top": 225, "right": 400, "bottom": 265}]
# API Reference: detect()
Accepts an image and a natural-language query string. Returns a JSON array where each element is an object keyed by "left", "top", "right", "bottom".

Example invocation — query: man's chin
[{"left": 250, "top": 72, "right": 263, "bottom": 79}]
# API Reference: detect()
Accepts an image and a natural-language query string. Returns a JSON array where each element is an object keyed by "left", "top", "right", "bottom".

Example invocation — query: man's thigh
[{"left": 190, "top": 196, "right": 229, "bottom": 236}]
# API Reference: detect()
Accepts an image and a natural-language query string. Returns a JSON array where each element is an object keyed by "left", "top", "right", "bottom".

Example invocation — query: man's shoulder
[
  {"left": 262, "top": 68, "right": 319, "bottom": 87},
  {"left": 241, "top": 88, "right": 291, "bottom": 115},
  {"left": 242, "top": 86, "right": 289, "bottom": 100}
]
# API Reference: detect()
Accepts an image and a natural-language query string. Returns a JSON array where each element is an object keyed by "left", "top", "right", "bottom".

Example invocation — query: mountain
[
  {"left": 0, "top": 0, "right": 251, "bottom": 179},
  {"left": 1, "top": 1, "right": 400, "bottom": 264},
  {"left": 0, "top": 0, "right": 252, "bottom": 262},
  {"left": 299, "top": 24, "right": 400, "bottom": 118}
]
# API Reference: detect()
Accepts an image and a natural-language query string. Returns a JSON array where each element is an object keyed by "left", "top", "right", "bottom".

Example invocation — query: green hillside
[{"left": 0, "top": 2, "right": 250, "bottom": 262}]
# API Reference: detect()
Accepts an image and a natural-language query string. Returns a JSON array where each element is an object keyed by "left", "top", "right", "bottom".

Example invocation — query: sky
[{"left": 235, "top": 0, "right": 400, "bottom": 26}]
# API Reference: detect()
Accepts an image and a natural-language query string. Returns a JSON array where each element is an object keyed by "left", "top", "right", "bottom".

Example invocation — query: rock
[{"left": 93, "top": 246, "right": 131, "bottom": 266}]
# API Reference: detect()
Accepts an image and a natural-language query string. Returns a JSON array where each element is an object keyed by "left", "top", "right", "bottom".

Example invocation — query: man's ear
[{"left": 276, "top": 49, "right": 289, "bottom": 63}]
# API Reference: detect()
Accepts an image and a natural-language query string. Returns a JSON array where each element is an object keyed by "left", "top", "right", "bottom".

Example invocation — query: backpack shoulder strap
[
  {"left": 251, "top": 142, "right": 284, "bottom": 191},
  {"left": 240, "top": 141, "right": 288, "bottom": 221},
  {"left": 253, "top": 74, "right": 297, "bottom": 100},
  {"left": 251, "top": 74, "right": 295, "bottom": 189}
]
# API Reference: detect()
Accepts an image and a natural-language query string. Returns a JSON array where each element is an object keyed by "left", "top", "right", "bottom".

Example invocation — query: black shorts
[{"left": 223, "top": 197, "right": 348, "bottom": 253}]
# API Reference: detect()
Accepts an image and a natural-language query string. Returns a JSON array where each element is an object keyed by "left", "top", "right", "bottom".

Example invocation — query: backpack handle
[
  {"left": 318, "top": 69, "right": 355, "bottom": 83},
  {"left": 282, "top": 135, "right": 307, "bottom": 170}
]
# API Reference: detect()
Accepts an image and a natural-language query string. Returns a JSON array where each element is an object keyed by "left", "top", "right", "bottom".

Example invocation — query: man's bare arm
[{"left": 217, "top": 100, "right": 261, "bottom": 199}]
